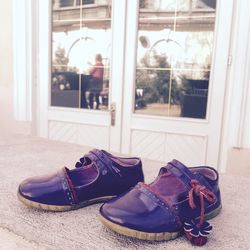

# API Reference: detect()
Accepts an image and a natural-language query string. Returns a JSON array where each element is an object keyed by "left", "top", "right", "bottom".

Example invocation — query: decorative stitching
[{"left": 62, "top": 168, "right": 79, "bottom": 205}]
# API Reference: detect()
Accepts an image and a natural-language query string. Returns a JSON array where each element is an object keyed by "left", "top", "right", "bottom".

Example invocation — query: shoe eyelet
[{"left": 102, "top": 169, "right": 108, "bottom": 175}]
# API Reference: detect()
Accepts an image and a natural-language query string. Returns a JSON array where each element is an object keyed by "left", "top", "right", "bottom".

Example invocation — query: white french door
[
  {"left": 37, "top": 0, "right": 126, "bottom": 152},
  {"left": 36, "top": 0, "right": 233, "bottom": 170},
  {"left": 120, "top": 0, "right": 234, "bottom": 168}
]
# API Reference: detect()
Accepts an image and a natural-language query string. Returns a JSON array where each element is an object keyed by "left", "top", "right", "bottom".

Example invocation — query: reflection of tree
[
  {"left": 203, "top": 63, "right": 210, "bottom": 79},
  {"left": 53, "top": 46, "right": 77, "bottom": 72},
  {"left": 137, "top": 53, "right": 184, "bottom": 105},
  {"left": 139, "top": 0, "right": 146, "bottom": 8}
]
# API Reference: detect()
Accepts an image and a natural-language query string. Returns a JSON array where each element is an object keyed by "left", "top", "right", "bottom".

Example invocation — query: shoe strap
[
  {"left": 164, "top": 159, "right": 196, "bottom": 187},
  {"left": 164, "top": 160, "right": 212, "bottom": 190},
  {"left": 87, "top": 149, "right": 121, "bottom": 177}
]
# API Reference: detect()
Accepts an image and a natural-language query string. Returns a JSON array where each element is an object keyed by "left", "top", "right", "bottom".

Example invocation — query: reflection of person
[{"left": 89, "top": 54, "right": 104, "bottom": 109}]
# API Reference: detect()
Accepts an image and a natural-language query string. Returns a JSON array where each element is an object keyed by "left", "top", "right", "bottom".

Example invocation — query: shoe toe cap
[
  {"left": 100, "top": 187, "right": 176, "bottom": 233},
  {"left": 18, "top": 171, "right": 72, "bottom": 206},
  {"left": 18, "top": 177, "right": 44, "bottom": 202}
]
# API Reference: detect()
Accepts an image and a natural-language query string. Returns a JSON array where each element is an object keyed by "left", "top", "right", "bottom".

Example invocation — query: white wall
[{"left": 0, "top": 0, "right": 14, "bottom": 138}]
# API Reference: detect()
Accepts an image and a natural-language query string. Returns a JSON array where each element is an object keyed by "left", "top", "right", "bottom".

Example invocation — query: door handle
[{"left": 110, "top": 102, "right": 116, "bottom": 126}]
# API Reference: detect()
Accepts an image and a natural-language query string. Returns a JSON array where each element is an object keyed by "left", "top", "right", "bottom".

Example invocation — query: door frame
[{"left": 13, "top": 0, "right": 247, "bottom": 172}]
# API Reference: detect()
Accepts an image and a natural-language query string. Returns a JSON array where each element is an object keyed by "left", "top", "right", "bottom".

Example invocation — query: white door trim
[
  {"left": 108, "top": 0, "right": 127, "bottom": 152},
  {"left": 36, "top": 0, "right": 50, "bottom": 137},
  {"left": 121, "top": 0, "right": 139, "bottom": 155},
  {"left": 12, "top": 0, "right": 32, "bottom": 121}
]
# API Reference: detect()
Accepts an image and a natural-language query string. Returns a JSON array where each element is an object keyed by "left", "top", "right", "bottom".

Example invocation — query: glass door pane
[
  {"left": 51, "top": 0, "right": 112, "bottom": 110},
  {"left": 135, "top": 0, "right": 217, "bottom": 119}
]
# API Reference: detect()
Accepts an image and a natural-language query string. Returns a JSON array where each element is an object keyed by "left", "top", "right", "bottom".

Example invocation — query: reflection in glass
[
  {"left": 51, "top": 0, "right": 111, "bottom": 110},
  {"left": 135, "top": 0, "right": 217, "bottom": 119},
  {"left": 53, "top": 0, "right": 95, "bottom": 9},
  {"left": 139, "top": 0, "right": 216, "bottom": 11}
]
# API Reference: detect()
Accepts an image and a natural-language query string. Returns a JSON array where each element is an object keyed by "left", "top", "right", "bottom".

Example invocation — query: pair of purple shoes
[{"left": 18, "top": 149, "right": 222, "bottom": 246}]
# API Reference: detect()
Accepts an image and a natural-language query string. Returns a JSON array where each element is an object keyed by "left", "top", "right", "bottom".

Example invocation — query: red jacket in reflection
[{"left": 90, "top": 62, "right": 104, "bottom": 79}]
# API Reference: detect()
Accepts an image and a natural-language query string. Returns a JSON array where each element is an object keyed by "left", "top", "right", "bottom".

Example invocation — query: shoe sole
[
  {"left": 17, "top": 192, "right": 115, "bottom": 212},
  {"left": 99, "top": 205, "right": 222, "bottom": 241}
]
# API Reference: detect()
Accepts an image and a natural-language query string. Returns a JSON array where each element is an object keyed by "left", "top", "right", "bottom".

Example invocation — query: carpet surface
[{"left": 0, "top": 135, "right": 249, "bottom": 250}]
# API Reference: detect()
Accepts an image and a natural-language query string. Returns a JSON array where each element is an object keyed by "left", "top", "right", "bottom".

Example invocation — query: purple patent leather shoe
[
  {"left": 18, "top": 149, "right": 144, "bottom": 211},
  {"left": 99, "top": 159, "right": 222, "bottom": 242}
]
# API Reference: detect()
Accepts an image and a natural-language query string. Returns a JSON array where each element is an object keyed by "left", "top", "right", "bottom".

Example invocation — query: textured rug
[{"left": 0, "top": 135, "right": 249, "bottom": 250}]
